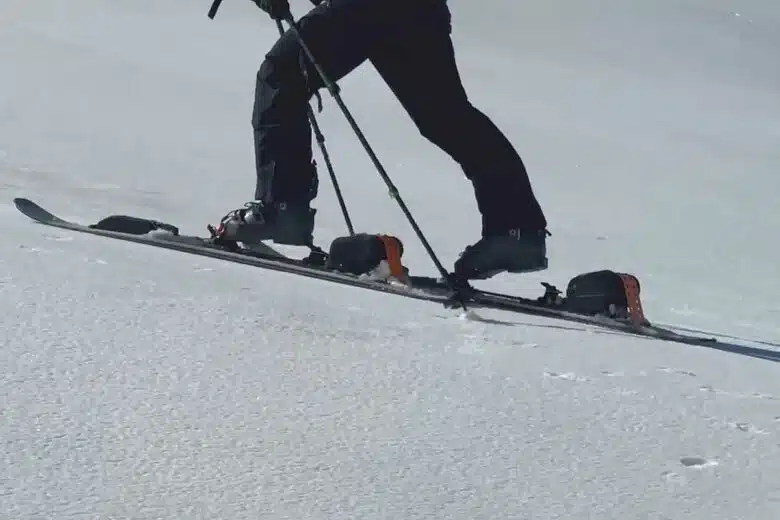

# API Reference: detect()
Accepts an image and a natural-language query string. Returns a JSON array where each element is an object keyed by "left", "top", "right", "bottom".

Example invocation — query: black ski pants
[{"left": 252, "top": 0, "right": 547, "bottom": 235}]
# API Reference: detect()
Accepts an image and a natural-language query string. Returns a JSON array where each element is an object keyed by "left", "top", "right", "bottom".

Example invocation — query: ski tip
[
  {"left": 13, "top": 197, "right": 37, "bottom": 213},
  {"left": 12, "top": 197, "right": 63, "bottom": 225},
  {"left": 13, "top": 197, "right": 41, "bottom": 212}
]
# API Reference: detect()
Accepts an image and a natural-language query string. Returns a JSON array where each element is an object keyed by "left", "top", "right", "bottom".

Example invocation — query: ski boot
[
  {"left": 454, "top": 228, "right": 549, "bottom": 280},
  {"left": 208, "top": 200, "right": 316, "bottom": 249}
]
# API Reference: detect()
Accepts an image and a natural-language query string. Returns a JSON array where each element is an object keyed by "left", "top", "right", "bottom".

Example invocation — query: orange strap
[
  {"left": 619, "top": 274, "right": 647, "bottom": 325},
  {"left": 378, "top": 234, "right": 406, "bottom": 280}
]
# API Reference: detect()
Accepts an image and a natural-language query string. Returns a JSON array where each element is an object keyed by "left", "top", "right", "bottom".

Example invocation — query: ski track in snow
[{"left": 2, "top": 0, "right": 780, "bottom": 518}]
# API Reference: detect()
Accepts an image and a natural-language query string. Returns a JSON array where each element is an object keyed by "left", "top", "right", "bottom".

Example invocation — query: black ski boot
[
  {"left": 209, "top": 201, "right": 315, "bottom": 248},
  {"left": 453, "top": 228, "right": 549, "bottom": 280}
]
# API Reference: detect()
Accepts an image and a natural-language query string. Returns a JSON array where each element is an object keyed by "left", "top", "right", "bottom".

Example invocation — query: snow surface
[{"left": 2, "top": 0, "right": 779, "bottom": 518}]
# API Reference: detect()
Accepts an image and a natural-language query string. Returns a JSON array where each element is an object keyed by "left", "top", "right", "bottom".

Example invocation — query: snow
[{"left": 1, "top": 0, "right": 779, "bottom": 518}]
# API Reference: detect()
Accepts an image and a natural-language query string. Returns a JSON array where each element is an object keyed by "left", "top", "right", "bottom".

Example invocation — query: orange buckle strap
[
  {"left": 377, "top": 234, "right": 407, "bottom": 282},
  {"left": 618, "top": 274, "right": 647, "bottom": 326}
]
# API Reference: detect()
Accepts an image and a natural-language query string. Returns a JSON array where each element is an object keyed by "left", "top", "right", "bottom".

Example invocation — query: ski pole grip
[{"left": 207, "top": 0, "right": 224, "bottom": 19}]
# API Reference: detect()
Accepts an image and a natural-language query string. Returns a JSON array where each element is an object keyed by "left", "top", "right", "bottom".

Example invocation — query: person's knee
[
  {"left": 256, "top": 57, "right": 276, "bottom": 89},
  {"left": 257, "top": 44, "right": 304, "bottom": 89},
  {"left": 414, "top": 101, "right": 474, "bottom": 149},
  {"left": 252, "top": 53, "right": 309, "bottom": 129}
]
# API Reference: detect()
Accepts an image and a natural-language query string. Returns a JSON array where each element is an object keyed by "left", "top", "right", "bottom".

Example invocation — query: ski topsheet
[{"left": 13, "top": 197, "right": 718, "bottom": 346}]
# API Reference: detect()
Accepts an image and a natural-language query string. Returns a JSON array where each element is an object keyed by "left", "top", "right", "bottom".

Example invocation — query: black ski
[
  {"left": 13, "top": 197, "right": 718, "bottom": 346},
  {"left": 12, "top": 197, "right": 457, "bottom": 305}
]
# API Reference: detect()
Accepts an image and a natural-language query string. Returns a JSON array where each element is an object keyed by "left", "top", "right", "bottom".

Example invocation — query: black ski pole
[
  {"left": 206, "top": 3, "right": 466, "bottom": 306},
  {"left": 274, "top": 19, "right": 354, "bottom": 236},
  {"left": 207, "top": 0, "right": 223, "bottom": 19},
  {"left": 206, "top": 3, "right": 353, "bottom": 235},
  {"left": 280, "top": 16, "right": 463, "bottom": 298}
]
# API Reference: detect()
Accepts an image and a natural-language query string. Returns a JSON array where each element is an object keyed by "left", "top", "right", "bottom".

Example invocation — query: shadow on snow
[{"left": 438, "top": 312, "right": 780, "bottom": 364}]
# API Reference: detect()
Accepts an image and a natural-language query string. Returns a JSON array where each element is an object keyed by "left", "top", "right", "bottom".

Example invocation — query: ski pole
[
  {"left": 205, "top": 4, "right": 466, "bottom": 306},
  {"left": 207, "top": 0, "right": 223, "bottom": 19},
  {"left": 274, "top": 19, "right": 354, "bottom": 236},
  {"left": 280, "top": 16, "right": 463, "bottom": 298}
]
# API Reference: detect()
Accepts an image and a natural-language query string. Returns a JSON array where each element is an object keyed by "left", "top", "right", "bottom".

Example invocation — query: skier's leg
[
  {"left": 214, "top": 0, "right": 383, "bottom": 246},
  {"left": 253, "top": 0, "right": 400, "bottom": 204},
  {"left": 369, "top": 3, "right": 548, "bottom": 278}
]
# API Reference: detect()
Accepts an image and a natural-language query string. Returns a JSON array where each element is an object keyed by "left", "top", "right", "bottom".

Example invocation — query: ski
[
  {"left": 12, "top": 197, "right": 456, "bottom": 305},
  {"left": 13, "top": 197, "right": 718, "bottom": 347}
]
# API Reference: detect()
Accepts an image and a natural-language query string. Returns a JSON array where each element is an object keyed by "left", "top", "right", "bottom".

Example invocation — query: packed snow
[{"left": 1, "top": 0, "right": 779, "bottom": 518}]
